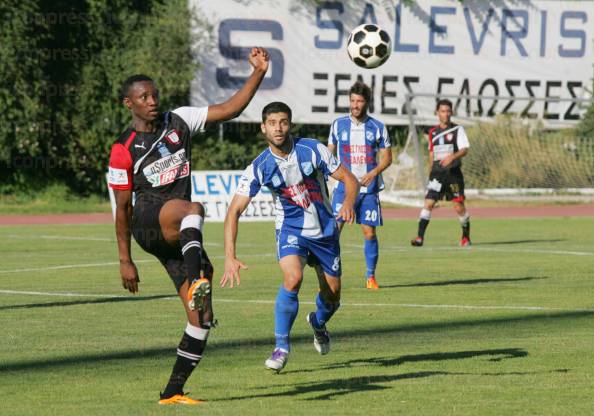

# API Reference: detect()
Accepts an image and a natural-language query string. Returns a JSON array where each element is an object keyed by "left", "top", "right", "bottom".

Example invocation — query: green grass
[
  {"left": 0, "top": 218, "right": 593, "bottom": 415},
  {"left": 0, "top": 184, "right": 111, "bottom": 214}
]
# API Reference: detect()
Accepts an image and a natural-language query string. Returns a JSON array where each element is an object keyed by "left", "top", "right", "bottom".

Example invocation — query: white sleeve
[
  {"left": 457, "top": 126, "right": 470, "bottom": 149},
  {"left": 379, "top": 124, "right": 391, "bottom": 148},
  {"left": 236, "top": 163, "right": 262, "bottom": 197},
  {"left": 316, "top": 142, "right": 340, "bottom": 175},
  {"left": 172, "top": 106, "right": 208, "bottom": 136},
  {"left": 328, "top": 121, "right": 338, "bottom": 145}
]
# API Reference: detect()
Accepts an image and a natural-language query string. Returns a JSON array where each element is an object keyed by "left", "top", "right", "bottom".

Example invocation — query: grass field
[{"left": 1, "top": 217, "right": 593, "bottom": 415}]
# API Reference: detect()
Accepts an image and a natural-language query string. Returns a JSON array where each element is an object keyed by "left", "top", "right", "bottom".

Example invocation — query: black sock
[
  {"left": 462, "top": 221, "right": 470, "bottom": 239},
  {"left": 161, "top": 324, "right": 209, "bottom": 398},
  {"left": 418, "top": 218, "right": 430, "bottom": 238},
  {"left": 179, "top": 215, "right": 203, "bottom": 284},
  {"left": 459, "top": 213, "right": 470, "bottom": 239}
]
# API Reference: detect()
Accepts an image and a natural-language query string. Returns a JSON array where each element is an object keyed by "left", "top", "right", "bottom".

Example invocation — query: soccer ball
[{"left": 346, "top": 24, "right": 392, "bottom": 69}]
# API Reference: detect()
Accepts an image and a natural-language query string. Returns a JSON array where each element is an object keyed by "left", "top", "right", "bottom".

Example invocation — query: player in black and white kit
[
  {"left": 107, "top": 47, "right": 269, "bottom": 405},
  {"left": 411, "top": 99, "right": 471, "bottom": 247}
]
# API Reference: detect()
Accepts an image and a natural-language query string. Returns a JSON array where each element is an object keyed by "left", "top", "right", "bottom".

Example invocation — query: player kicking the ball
[
  {"left": 221, "top": 102, "right": 359, "bottom": 373},
  {"left": 108, "top": 47, "right": 269, "bottom": 405}
]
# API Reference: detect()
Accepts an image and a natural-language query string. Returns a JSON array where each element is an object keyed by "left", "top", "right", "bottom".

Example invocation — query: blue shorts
[
  {"left": 332, "top": 191, "right": 383, "bottom": 227},
  {"left": 276, "top": 230, "right": 341, "bottom": 278}
]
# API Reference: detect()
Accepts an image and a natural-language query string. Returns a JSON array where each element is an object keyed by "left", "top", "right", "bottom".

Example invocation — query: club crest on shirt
[
  {"left": 157, "top": 142, "right": 171, "bottom": 157},
  {"left": 271, "top": 174, "right": 282, "bottom": 187},
  {"left": 165, "top": 130, "right": 180, "bottom": 145},
  {"left": 446, "top": 133, "right": 454, "bottom": 141},
  {"left": 301, "top": 161, "right": 313, "bottom": 176},
  {"left": 366, "top": 131, "right": 374, "bottom": 142},
  {"left": 341, "top": 131, "right": 348, "bottom": 142}
]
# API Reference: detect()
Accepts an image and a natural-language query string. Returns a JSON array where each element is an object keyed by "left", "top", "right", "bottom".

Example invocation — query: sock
[
  {"left": 459, "top": 212, "right": 470, "bottom": 239},
  {"left": 274, "top": 286, "right": 299, "bottom": 351},
  {"left": 180, "top": 214, "right": 204, "bottom": 284},
  {"left": 364, "top": 238, "right": 379, "bottom": 278},
  {"left": 311, "top": 292, "right": 340, "bottom": 329},
  {"left": 418, "top": 209, "right": 432, "bottom": 238},
  {"left": 162, "top": 323, "right": 209, "bottom": 398}
]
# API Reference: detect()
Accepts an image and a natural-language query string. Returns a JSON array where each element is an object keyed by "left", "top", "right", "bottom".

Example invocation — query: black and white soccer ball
[{"left": 346, "top": 24, "right": 392, "bottom": 69}]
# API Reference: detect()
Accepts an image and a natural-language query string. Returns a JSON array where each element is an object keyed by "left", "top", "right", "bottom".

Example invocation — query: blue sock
[
  {"left": 364, "top": 238, "right": 379, "bottom": 278},
  {"left": 312, "top": 292, "right": 340, "bottom": 329},
  {"left": 274, "top": 286, "right": 299, "bottom": 351}
]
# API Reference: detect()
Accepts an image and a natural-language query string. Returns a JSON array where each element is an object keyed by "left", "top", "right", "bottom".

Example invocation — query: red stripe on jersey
[
  {"left": 108, "top": 143, "right": 133, "bottom": 190},
  {"left": 123, "top": 131, "right": 136, "bottom": 149},
  {"left": 428, "top": 126, "right": 437, "bottom": 151}
]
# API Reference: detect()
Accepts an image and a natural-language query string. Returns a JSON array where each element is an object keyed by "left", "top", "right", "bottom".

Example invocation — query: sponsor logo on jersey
[
  {"left": 281, "top": 179, "right": 323, "bottom": 208},
  {"left": 108, "top": 167, "right": 129, "bottom": 185},
  {"left": 157, "top": 142, "right": 171, "bottom": 157},
  {"left": 143, "top": 149, "right": 189, "bottom": 187},
  {"left": 271, "top": 175, "right": 282, "bottom": 187},
  {"left": 301, "top": 161, "right": 313, "bottom": 176},
  {"left": 165, "top": 130, "right": 180, "bottom": 145},
  {"left": 134, "top": 142, "right": 146, "bottom": 150}
]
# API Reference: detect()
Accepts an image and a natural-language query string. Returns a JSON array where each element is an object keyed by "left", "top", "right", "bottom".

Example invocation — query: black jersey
[
  {"left": 108, "top": 107, "right": 208, "bottom": 202},
  {"left": 428, "top": 123, "right": 470, "bottom": 173}
]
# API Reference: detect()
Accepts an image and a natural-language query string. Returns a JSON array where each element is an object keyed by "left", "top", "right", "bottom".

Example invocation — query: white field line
[
  {"left": 1, "top": 289, "right": 593, "bottom": 313},
  {"left": 0, "top": 250, "right": 359, "bottom": 275}
]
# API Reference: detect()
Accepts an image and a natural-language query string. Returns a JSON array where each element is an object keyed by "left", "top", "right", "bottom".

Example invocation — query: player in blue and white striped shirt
[
  {"left": 328, "top": 82, "right": 392, "bottom": 290},
  {"left": 221, "top": 102, "right": 359, "bottom": 373}
]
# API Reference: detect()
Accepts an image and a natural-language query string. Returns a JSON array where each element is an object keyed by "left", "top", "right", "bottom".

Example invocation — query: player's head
[
  {"left": 121, "top": 74, "right": 160, "bottom": 122},
  {"left": 435, "top": 99, "right": 453, "bottom": 126},
  {"left": 261, "top": 102, "right": 292, "bottom": 149},
  {"left": 349, "top": 81, "right": 371, "bottom": 120}
]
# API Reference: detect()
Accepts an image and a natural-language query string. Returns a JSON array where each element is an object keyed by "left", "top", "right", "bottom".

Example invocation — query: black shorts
[
  {"left": 131, "top": 198, "right": 212, "bottom": 292},
  {"left": 425, "top": 168, "right": 465, "bottom": 202}
]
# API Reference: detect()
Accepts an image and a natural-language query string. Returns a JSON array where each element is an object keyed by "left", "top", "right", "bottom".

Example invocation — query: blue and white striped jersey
[
  {"left": 236, "top": 137, "right": 340, "bottom": 239},
  {"left": 328, "top": 115, "right": 391, "bottom": 194}
]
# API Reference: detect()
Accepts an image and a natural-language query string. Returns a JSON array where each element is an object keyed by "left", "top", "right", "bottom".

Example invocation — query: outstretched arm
[
  {"left": 330, "top": 165, "right": 359, "bottom": 224},
  {"left": 206, "top": 47, "right": 270, "bottom": 123},
  {"left": 114, "top": 189, "right": 139, "bottom": 293},
  {"left": 221, "top": 194, "right": 252, "bottom": 287}
]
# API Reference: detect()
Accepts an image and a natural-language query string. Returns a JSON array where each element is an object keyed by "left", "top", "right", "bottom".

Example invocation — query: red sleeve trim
[{"left": 108, "top": 143, "right": 133, "bottom": 190}]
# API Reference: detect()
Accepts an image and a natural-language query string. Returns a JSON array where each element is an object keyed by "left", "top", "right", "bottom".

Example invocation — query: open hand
[
  {"left": 248, "top": 47, "right": 270, "bottom": 73},
  {"left": 220, "top": 257, "right": 248, "bottom": 288}
]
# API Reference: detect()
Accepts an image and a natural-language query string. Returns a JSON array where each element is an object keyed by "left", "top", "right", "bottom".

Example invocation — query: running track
[{"left": 0, "top": 205, "right": 592, "bottom": 225}]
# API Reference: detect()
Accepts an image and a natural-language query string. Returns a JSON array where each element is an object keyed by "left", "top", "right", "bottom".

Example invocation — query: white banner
[
  {"left": 190, "top": 0, "right": 593, "bottom": 127},
  {"left": 190, "top": 170, "right": 275, "bottom": 221},
  {"left": 107, "top": 170, "right": 275, "bottom": 222}
]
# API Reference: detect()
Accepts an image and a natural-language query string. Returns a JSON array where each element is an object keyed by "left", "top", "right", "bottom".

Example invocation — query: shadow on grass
[
  {"left": 1, "top": 310, "right": 592, "bottom": 373},
  {"left": 216, "top": 368, "right": 569, "bottom": 401},
  {"left": 0, "top": 294, "right": 174, "bottom": 311},
  {"left": 473, "top": 239, "right": 566, "bottom": 246},
  {"left": 285, "top": 348, "right": 528, "bottom": 375},
  {"left": 380, "top": 276, "right": 548, "bottom": 289}
]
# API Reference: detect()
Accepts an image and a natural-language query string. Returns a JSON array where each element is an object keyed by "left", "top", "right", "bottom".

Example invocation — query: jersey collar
[{"left": 349, "top": 114, "right": 369, "bottom": 126}]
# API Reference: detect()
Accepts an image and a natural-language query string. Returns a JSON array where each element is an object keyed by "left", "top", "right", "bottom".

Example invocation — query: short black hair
[
  {"left": 120, "top": 74, "right": 154, "bottom": 101},
  {"left": 349, "top": 81, "right": 371, "bottom": 102},
  {"left": 262, "top": 101, "right": 292, "bottom": 122},
  {"left": 436, "top": 98, "right": 453, "bottom": 111}
]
